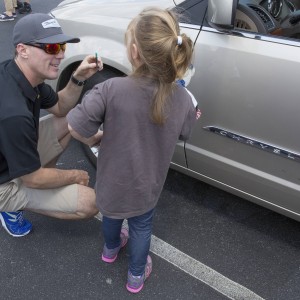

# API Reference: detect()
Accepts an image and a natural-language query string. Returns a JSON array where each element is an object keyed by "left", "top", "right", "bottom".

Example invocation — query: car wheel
[{"left": 80, "top": 67, "right": 125, "bottom": 167}]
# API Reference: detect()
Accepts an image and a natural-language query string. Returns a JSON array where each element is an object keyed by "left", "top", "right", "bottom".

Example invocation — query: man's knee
[
  {"left": 77, "top": 186, "right": 98, "bottom": 218},
  {"left": 52, "top": 116, "right": 72, "bottom": 150},
  {"left": 52, "top": 116, "right": 68, "bottom": 138}
]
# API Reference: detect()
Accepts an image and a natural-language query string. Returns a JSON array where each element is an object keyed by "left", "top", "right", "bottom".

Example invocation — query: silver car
[{"left": 49, "top": 0, "right": 300, "bottom": 221}]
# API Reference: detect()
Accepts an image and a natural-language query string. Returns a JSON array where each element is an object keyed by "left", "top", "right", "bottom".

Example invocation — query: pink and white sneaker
[{"left": 126, "top": 255, "right": 152, "bottom": 293}]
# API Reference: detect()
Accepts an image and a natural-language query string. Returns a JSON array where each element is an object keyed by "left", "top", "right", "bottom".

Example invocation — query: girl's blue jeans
[{"left": 102, "top": 208, "right": 155, "bottom": 276}]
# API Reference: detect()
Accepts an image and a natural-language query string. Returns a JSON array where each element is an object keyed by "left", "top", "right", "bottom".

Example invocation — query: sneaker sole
[
  {"left": 126, "top": 255, "right": 152, "bottom": 293},
  {"left": 0, "top": 18, "right": 15, "bottom": 21},
  {"left": 102, "top": 254, "right": 118, "bottom": 263},
  {"left": 0, "top": 214, "right": 31, "bottom": 237},
  {"left": 101, "top": 228, "right": 129, "bottom": 263},
  {"left": 126, "top": 282, "right": 144, "bottom": 294}
]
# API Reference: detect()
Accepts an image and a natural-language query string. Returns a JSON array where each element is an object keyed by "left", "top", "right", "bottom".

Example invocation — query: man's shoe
[
  {"left": 1, "top": 11, "right": 16, "bottom": 18},
  {"left": 0, "top": 13, "right": 15, "bottom": 21},
  {"left": 102, "top": 228, "right": 129, "bottom": 263},
  {"left": 126, "top": 255, "right": 152, "bottom": 293},
  {"left": 0, "top": 211, "right": 32, "bottom": 237},
  {"left": 19, "top": 2, "right": 31, "bottom": 14}
]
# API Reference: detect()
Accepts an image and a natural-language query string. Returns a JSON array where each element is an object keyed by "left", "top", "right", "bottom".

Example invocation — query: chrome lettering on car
[{"left": 204, "top": 126, "right": 300, "bottom": 163}]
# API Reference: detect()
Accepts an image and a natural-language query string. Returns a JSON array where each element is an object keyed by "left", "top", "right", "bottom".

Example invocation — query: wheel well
[
  {"left": 57, "top": 62, "right": 125, "bottom": 104},
  {"left": 57, "top": 61, "right": 125, "bottom": 92}
]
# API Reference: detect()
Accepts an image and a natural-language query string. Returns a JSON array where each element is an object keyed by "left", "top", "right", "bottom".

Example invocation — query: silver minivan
[{"left": 50, "top": 0, "right": 300, "bottom": 221}]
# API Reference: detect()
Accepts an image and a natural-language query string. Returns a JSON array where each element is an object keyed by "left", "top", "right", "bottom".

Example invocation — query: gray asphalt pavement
[
  {"left": 0, "top": 1, "right": 300, "bottom": 300},
  {"left": 0, "top": 139, "right": 229, "bottom": 300}
]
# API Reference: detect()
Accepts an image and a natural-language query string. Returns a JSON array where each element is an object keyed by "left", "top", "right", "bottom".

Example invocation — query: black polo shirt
[{"left": 0, "top": 60, "right": 58, "bottom": 184}]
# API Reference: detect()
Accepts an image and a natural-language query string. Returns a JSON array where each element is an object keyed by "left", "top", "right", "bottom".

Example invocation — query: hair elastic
[{"left": 177, "top": 36, "right": 182, "bottom": 45}]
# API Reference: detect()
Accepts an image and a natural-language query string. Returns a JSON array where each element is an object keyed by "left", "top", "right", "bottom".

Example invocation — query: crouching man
[{"left": 0, "top": 13, "right": 103, "bottom": 237}]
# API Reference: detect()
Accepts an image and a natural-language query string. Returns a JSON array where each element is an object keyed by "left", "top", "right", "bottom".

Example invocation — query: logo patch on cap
[{"left": 41, "top": 19, "right": 61, "bottom": 29}]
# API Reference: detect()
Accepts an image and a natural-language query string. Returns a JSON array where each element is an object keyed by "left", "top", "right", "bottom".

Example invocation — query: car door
[{"left": 180, "top": 0, "right": 300, "bottom": 220}]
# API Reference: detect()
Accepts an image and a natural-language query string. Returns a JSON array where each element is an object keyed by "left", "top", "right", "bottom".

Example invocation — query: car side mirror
[{"left": 207, "top": 0, "right": 238, "bottom": 31}]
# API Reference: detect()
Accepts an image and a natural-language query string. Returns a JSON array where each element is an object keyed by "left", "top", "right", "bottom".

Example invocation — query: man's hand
[
  {"left": 49, "top": 54, "right": 104, "bottom": 117},
  {"left": 74, "top": 169, "right": 90, "bottom": 186},
  {"left": 72, "top": 54, "right": 104, "bottom": 82}
]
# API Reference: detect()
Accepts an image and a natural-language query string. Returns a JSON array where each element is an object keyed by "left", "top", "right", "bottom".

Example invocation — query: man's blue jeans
[{"left": 102, "top": 208, "right": 155, "bottom": 276}]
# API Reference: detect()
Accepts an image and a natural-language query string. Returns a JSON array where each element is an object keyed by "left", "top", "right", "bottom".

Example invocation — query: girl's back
[{"left": 74, "top": 75, "right": 196, "bottom": 218}]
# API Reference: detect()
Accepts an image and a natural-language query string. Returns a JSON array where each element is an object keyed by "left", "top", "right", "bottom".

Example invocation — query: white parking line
[{"left": 95, "top": 213, "right": 264, "bottom": 300}]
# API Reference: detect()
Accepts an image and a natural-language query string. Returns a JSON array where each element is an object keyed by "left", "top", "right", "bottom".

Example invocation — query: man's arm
[
  {"left": 21, "top": 167, "right": 90, "bottom": 189},
  {"left": 47, "top": 54, "right": 103, "bottom": 117}
]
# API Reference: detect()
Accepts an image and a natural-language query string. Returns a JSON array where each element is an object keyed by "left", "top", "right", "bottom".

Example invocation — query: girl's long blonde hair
[{"left": 125, "top": 7, "right": 194, "bottom": 125}]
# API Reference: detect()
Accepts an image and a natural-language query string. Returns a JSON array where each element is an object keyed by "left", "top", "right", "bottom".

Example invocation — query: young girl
[{"left": 67, "top": 7, "right": 199, "bottom": 293}]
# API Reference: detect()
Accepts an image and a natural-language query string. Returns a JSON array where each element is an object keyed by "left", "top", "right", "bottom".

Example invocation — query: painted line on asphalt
[
  {"left": 150, "top": 236, "right": 264, "bottom": 300},
  {"left": 95, "top": 213, "right": 264, "bottom": 300}
]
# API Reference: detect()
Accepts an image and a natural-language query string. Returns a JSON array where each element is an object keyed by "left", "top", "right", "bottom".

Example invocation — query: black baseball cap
[{"left": 13, "top": 13, "right": 80, "bottom": 46}]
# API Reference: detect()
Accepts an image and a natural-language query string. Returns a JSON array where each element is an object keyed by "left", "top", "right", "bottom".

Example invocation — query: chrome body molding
[
  {"left": 204, "top": 126, "right": 300, "bottom": 163},
  {"left": 179, "top": 23, "right": 201, "bottom": 30}
]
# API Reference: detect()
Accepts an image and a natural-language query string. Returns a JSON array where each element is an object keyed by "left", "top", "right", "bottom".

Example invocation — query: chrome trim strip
[
  {"left": 204, "top": 126, "right": 300, "bottom": 163},
  {"left": 179, "top": 23, "right": 201, "bottom": 30}
]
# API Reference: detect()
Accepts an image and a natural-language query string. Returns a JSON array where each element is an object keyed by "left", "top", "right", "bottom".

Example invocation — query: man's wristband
[{"left": 71, "top": 73, "right": 87, "bottom": 86}]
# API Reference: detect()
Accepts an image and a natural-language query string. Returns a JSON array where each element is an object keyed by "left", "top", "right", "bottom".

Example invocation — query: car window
[{"left": 233, "top": 0, "right": 300, "bottom": 42}]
